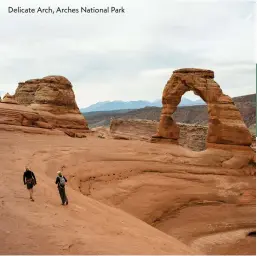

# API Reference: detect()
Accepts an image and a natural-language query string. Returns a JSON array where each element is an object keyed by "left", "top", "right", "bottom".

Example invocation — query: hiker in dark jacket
[
  {"left": 23, "top": 167, "right": 37, "bottom": 201},
  {"left": 55, "top": 171, "right": 68, "bottom": 205}
]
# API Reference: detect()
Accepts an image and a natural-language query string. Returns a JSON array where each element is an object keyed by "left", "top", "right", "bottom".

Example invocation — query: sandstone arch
[{"left": 154, "top": 68, "right": 252, "bottom": 147}]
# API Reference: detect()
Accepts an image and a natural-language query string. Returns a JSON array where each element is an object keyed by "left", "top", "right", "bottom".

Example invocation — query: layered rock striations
[
  {"left": 153, "top": 68, "right": 252, "bottom": 147},
  {"left": 1, "top": 93, "right": 18, "bottom": 104},
  {"left": 110, "top": 119, "right": 158, "bottom": 141},
  {"left": 110, "top": 119, "right": 208, "bottom": 151},
  {"left": 0, "top": 76, "right": 89, "bottom": 136},
  {"left": 110, "top": 118, "right": 255, "bottom": 168},
  {"left": 15, "top": 76, "right": 79, "bottom": 110}
]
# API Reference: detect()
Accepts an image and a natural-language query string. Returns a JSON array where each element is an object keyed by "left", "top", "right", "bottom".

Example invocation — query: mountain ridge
[
  {"left": 82, "top": 94, "right": 256, "bottom": 129},
  {"left": 80, "top": 98, "right": 205, "bottom": 112}
]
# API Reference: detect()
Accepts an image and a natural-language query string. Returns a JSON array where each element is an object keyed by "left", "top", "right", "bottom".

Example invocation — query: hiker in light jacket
[{"left": 55, "top": 171, "right": 68, "bottom": 205}]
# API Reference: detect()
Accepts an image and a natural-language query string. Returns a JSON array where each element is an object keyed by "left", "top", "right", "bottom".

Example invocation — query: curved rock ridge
[
  {"left": 0, "top": 75, "right": 89, "bottom": 136},
  {"left": 173, "top": 68, "right": 214, "bottom": 78},
  {"left": 154, "top": 68, "right": 252, "bottom": 148}
]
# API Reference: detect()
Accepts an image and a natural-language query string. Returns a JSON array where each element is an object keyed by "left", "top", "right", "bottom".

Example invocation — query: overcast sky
[{"left": 0, "top": 0, "right": 255, "bottom": 107}]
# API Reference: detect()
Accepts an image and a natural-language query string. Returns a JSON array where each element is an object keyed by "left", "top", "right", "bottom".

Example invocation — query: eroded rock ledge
[
  {"left": 110, "top": 118, "right": 255, "bottom": 152},
  {"left": 110, "top": 118, "right": 255, "bottom": 169}
]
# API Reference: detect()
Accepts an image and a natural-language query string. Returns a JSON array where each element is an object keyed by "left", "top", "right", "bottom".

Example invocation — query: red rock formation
[
  {"left": 1, "top": 93, "right": 18, "bottom": 104},
  {"left": 110, "top": 118, "right": 255, "bottom": 154},
  {"left": 110, "top": 119, "right": 159, "bottom": 141},
  {"left": 154, "top": 68, "right": 252, "bottom": 147},
  {"left": 15, "top": 76, "right": 79, "bottom": 111},
  {"left": 0, "top": 76, "right": 89, "bottom": 136}
]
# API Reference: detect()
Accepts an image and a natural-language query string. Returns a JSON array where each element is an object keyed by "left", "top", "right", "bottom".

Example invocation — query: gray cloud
[{"left": 0, "top": 0, "right": 255, "bottom": 107}]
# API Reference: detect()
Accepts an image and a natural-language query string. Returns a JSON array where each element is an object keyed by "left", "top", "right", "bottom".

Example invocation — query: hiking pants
[{"left": 58, "top": 186, "right": 68, "bottom": 204}]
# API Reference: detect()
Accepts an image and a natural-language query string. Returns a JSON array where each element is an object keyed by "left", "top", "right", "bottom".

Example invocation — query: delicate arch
[{"left": 154, "top": 68, "right": 252, "bottom": 147}]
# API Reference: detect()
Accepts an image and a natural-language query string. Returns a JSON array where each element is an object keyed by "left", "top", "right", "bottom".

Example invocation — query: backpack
[{"left": 59, "top": 176, "right": 66, "bottom": 187}]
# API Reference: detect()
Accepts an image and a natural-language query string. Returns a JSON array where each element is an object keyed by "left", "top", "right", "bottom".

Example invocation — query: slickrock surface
[
  {"left": 1, "top": 130, "right": 254, "bottom": 254},
  {"left": 0, "top": 76, "right": 89, "bottom": 136},
  {"left": 156, "top": 68, "right": 252, "bottom": 147},
  {"left": 0, "top": 131, "right": 199, "bottom": 255}
]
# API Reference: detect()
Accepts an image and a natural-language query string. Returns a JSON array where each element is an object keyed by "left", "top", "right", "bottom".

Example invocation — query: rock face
[
  {"left": 1, "top": 93, "right": 18, "bottom": 104},
  {"left": 251, "top": 135, "right": 256, "bottom": 152},
  {"left": 154, "top": 68, "right": 252, "bottom": 147},
  {"left": 111, "top": 119, "right": 208, "bottom": 151},
  {"left": 0, "top": 76, "right": 89, "bottom": 136},
  {"left": 110, "top": 119, "right": 256, "bottom": 167},
  {"left": 110, "top": 119, "right": 159, "bottom": 141},
  {"left": 177, "top": 123, "right": 208, "bottom": 151},
  {"left": 15, "top": 76, "right": 79, "bottom": 111}
]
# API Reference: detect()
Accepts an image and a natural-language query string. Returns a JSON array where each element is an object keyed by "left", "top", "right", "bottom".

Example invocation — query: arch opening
[
  {"left": 153, "top": 68, "right": 252, "bottom": 150},
  {"left": 171, "top": 91, "right": 208, "bottom": 151}
]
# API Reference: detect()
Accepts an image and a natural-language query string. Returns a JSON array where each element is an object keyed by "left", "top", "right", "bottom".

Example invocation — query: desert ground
[{"left": 0, "top": 129, "right": 255, "bottom": 255}]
